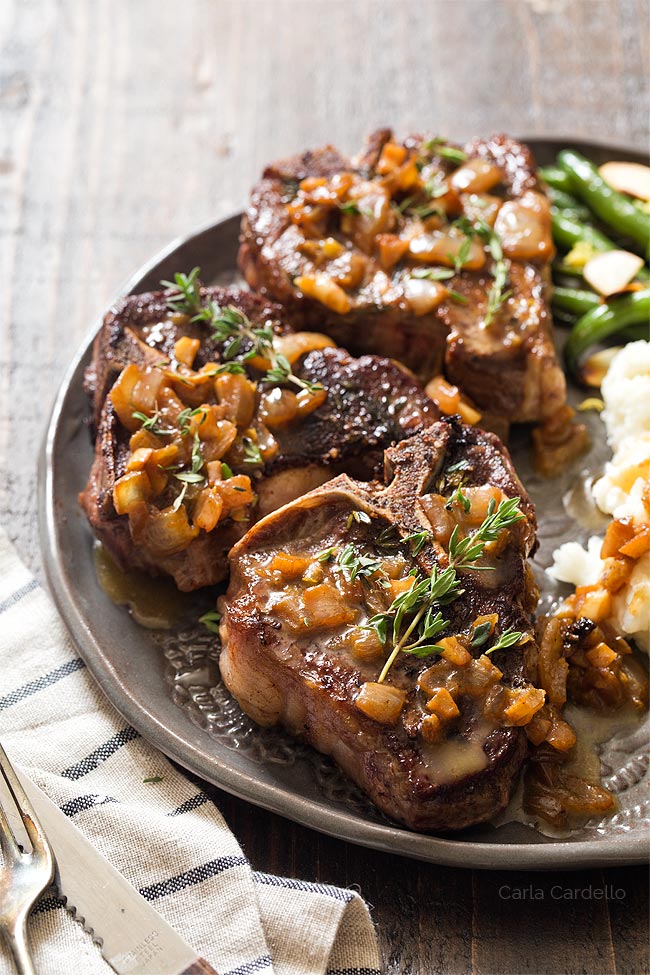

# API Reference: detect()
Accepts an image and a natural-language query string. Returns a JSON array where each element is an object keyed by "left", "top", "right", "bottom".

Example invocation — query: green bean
[
  {"left": 539, "top": 166, "right": 573, "bottom": 193},
  {"left": 551, "top": 210, "right": 617, "bottom": 253},
  {"left": 552, "top": 286, "right": 600, "bottom": 317},
  {"left": 547, "top": 188, "right": 591, "bottom": 220},
  {"left": 551, "top": 211, "right": 650, "bottom": 281},
  {"left": 552, "top": 263, "right": 585, "bottom": 281},
  {"left": 564, "top": 290, "right": 650, "bottom": 378},
  {"left": 558, "top": 149, "right": 650, "bottom": 257}
]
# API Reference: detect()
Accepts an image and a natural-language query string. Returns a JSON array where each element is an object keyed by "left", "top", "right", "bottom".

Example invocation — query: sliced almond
[
  {"left": 583, "top": 249, "right": 644, "bottom": 297},
  {"left": 580, "top": 346, "right": 623, "bottom": 387},
  {"left": 599, "top": 161, "right": 650, "bottom": 201}
]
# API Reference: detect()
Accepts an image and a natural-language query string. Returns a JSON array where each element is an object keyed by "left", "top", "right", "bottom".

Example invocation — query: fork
[{"left": 0, "top": 744, "right": 55, "bottom": 975}]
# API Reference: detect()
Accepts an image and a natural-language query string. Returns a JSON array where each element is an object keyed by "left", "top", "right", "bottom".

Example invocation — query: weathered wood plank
[{"left": 1, "top": 1, "right": 647, "bottom": 972}]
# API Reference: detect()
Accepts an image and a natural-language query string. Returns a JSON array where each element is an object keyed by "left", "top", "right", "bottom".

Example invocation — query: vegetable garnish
[
  {"left": 162, "top": 268, "right": 323, "bottom": 395},
  {"left": 199, "top": 610, "right": 221, "bottom": 634},
  {"left": 131, "top": 410, "right": 167, "bottom": 436},
  {"left": 161, "top": 266, "right": 203, "bottom": 316},
  {"left": 174, "top": 433, "right": 205, "bottom": 485},
  {"left": 544, "top": 149, "right": 650, "bottom": 375},
  {"left": 452, "top": 217, "right": 510, "bottom": 324},
  {"left": 242, "top": 437, "right": 264, "bottom": 467},
  {"left": 448, "top": 495, "right": 524, "bottom": 571},
  {"left": 365, "top": 495, "right": 525, "bottom": 683},
  {"left": 336, "top": 544, "right": 383, "bottom": 584},
  {"left": 484, "top": 628, "right": 524, "bottom": 655}
]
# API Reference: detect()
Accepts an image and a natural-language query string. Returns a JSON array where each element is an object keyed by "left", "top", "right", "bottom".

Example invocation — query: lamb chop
[
  {"left": 80, "top": 283, "right": 438, "bottom": 590},
  {"left": 219, "top": 418, "right": 543, "bottom": 832},
  {"left": 239, "top": 130, "right": 568, "bottom": 433}
]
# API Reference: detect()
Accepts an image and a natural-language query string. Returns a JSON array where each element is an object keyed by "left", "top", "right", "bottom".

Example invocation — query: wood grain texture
[{"left": 1, "top": 1, "right": 648, "bottom": 972}]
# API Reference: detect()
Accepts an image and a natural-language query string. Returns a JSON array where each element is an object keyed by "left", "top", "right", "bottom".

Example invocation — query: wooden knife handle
[{"left": 180, "top": 960, "right": 220, "bottom": 974}]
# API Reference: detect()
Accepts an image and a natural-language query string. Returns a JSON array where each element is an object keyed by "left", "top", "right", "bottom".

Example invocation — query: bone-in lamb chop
[
  {"left": 80, "top": 284, "right": 438, "bottom": 590},
  {"left": 219, "top": 418, "right": 544, "bottom": 831},
  {"left": 239, "top": 130, "right": 569, "bottom": 435}
]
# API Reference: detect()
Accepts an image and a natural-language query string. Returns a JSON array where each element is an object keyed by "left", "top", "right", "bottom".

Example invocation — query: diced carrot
[
  {"left": 456, "top": 399, "right": 482, "bottom": 425},
  {"left": 213, "top": 475, "right": 256, "bottom": 515},
  {"left": 586, "top": 642, "right": 618, "bottom": 668},
  {"left": 294, "top": 273, "right": 352, "bottom": 314},
  {"left": 174, "top": 336, "right": 200, "bottom": 368},
  {"left": 420, "top": 713, "right": 443, "bottom": 743},
  {"left": 396, "top": 158, "right": 420, "bottom": 190},
  {"left": 576, "top": 588, "right": 612, "bottom": 624},
  {"left": 376, "top": 233, "right": 409, "bottom": 270},
  {"left": 525, "top": 710, "right": 552, "bottom": 746},
  {"left": 601, "top": 518, "right": 636, "bottom": 558},
  {"left": 376, "top": 142, "right": 407, "bottom": 174},
  {"left": 502, "top": 686, "right": 545, "bottom": 726},
  {"left": 426, "top": 687, "right": 460, "bottom": 720},
  {"left": 471, "top": 614, "right": 499, "bottom": 638},
  {"left": 424, "top": 375, "right": 460, "bottom": 415},
  {"left": 600, "top": 556, "right": 634, "bottom": 593},
  {"left": 438, "top": 637, "right": 471, "bottom": 667},
  {"left": 389, "top": 576, "right": 416, "bottom": 600},
  {"left": 193, "top": 489, "right": 223, "bottom": 532},
  {"left": 619, "top": 526, "right": 650, "bottom": 559},
  {"left": 270, "top": 552, "right": 312, "bottom": 578},
  {"left": 126, "top": 448, "right": 153, "bottom": 471},
  {"left": 545, "top": 717, "right": 577, "bottom": 752}
]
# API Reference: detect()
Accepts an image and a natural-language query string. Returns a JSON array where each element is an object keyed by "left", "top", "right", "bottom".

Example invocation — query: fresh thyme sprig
[
  {"left": 445, "top": 485, "right": 471, "bottom": 514},
  {"left": 242, "top": 436, "right": 263, "bottom": 467},
  {"left": 447, "top": 496, "right": 524, "bottom": 571},
  {"left": 199, "top": 610, "right": 221, "bottom": 634},
  {"left": 485, "top": 628, "right": 524, "bottom": 655},
  {"left": 161, "top": 267, "right": 203, "bottom": 316},
  {"left": 162, "top": 269, "right": 323, "bottom": 395},
  {"left": 452, "top": 217, "right": 511, "bottom": 326},
  {"left": 366, "top": 566, "right": 461, "bottom": 683},
  {"left": 365, "top": 495, "right": 524, "bottom": 682},
  {"left": 338, "top": 199, "right": 375, "bottom": 218},
  {"left": 132, "top": 410, "right": 166, "bottom": 435},
  {"left": 481, "top": 228, "right": 511, "bottom": 326},
  {"left": 337, "top": 544, "right": 383, "bottom": 584},
  {"left": 410, "top": 267, "right": 469, "bottom": 305}
]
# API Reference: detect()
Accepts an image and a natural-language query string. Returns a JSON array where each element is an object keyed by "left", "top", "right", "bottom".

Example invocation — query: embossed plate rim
[{"left": 39, "top": 138, "right": 648, "bottom": 870}]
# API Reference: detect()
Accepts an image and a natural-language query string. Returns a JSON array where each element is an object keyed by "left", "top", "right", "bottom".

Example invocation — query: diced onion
[{"left": 355, "top": 682, "right": 406, "bottom": 725}]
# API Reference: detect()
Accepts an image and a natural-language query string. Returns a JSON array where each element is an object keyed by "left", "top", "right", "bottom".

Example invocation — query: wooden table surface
[{"left": 1, "top": 1, "right": 648, "bottom": 972}]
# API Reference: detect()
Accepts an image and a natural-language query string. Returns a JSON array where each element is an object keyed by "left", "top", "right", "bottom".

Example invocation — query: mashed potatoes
[{"left": 549, "top": 341, "right": 650, "bottom": 651}]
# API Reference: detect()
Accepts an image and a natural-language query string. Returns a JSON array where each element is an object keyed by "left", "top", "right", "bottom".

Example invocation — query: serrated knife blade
[{"left": 16, "top": 769, "right": 218, "bottom": 975}]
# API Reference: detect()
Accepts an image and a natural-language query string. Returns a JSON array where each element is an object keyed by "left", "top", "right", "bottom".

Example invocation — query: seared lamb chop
[
  {"left": 80, "top": 286, "right": 438, "bottom": 590},
  {"left": 239, "top": 130, "right": 567, "bottom": 429},
  {"left": 220, "top": 418, "right": 542, "bottom": 831}
]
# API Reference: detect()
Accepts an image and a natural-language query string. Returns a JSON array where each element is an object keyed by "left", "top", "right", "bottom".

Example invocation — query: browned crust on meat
[
  {"left": 81, "top": 287, "right": 438, "bottom": 590},
  {"left": 220, "top": 419, "right": 539, "bottom": 831},
  {"left": 238, "top": 130, "right": 566, "bottom": 424}
]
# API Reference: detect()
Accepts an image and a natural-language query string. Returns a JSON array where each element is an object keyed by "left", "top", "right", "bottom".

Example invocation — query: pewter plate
[{"left": 39, "top": 139, "right": 649, "bottom": 869}]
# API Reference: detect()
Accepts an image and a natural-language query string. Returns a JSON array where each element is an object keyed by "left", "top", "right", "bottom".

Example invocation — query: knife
[{"left": 16, "top": 769, "right": 219, "bottom": 975}]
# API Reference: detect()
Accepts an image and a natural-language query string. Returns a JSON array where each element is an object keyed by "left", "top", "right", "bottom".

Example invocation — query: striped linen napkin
[{"left": 0, "top": 530, "right": 381, "bottom": 975}]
